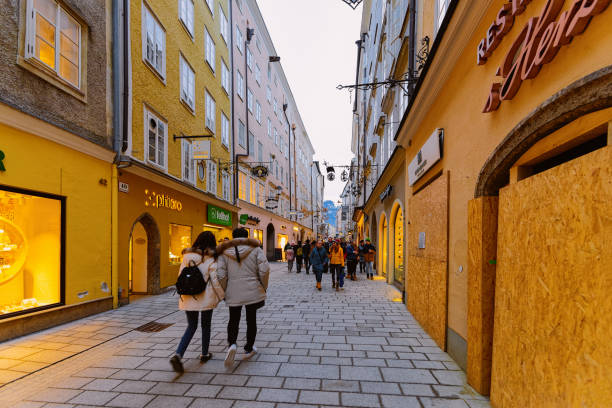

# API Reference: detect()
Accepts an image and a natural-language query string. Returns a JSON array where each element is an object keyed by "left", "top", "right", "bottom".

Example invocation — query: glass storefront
[
  {"left": 394, "top": 209, "right": 404, "bottom": 285},
  {"left": 169, "top": 223, "right": 192, "bottom": 265},
  {"left": 0, "top": 187, "right": 63, "bottom": 318},
  {"left": 253, "top": 229, "right": 263, "bottom": 244}
]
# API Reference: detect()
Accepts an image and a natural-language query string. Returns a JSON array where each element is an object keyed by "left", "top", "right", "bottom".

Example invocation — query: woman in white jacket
[{"left": 170, "top": 231, "right": 225, "bottom": 373}]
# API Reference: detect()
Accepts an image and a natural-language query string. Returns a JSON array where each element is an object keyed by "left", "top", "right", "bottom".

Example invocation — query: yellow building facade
[{"left": 118, "top": 0, "right": 238, "bottom": 302}]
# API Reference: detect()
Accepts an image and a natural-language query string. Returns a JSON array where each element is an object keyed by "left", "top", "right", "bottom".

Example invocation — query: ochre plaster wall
[
  {"left": 406, "top": 172, "right": 448, "bottom": 349},
  {"left": 491, "top": 146, "right": 612, "bottom": 408},
  {"left": 1, "top": 123, "right": 112, "bottom": 306}
]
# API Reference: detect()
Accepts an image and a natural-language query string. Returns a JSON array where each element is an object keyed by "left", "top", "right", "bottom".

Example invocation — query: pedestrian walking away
[
  {"left": 303, "top": 240, "right": 312, "bottom": 274},
  {"left": 358, "top": 240, "right": 366, "bottom": 274},
  {"left": 216, "top": 228, "right": 270, "bottom": 367},
  {"left": 170, "top": 231, "right": 225, "bottom": 373},
  {"left": 309, "top": 240, "right": 329, "bottom": 291},
  {"left": 285, "top": 242, "right": 295, "bottom": 272},
  {"left": 346, "top": 241, "right": 358, "bottom": 281},
  {"left": 329, "top": 240, "right": 345, "bottom": 291},
  {"left": 364, "top": 238, "right": 376, "bottom": 279},
  {"left": 294, "top": 240, "right": 303, "bottom": 273}
]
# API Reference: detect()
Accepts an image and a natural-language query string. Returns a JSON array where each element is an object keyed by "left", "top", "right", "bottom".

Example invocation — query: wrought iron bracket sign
[
  {"left": 173, "top": 133, "right": 214, "bottom": 142},
  {"left": 379, "top": 185, "right": 393, "bottom": 202},
  {"left": 251, "top": 165, "right": 269, "bottom": 178}
]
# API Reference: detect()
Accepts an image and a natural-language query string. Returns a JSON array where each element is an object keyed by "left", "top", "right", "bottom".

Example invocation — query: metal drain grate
[
  {"left": 135, "top": 321, "right": 174, "bottom": 333},
  {"left": 281, "top": 304, "right": 295, "bottom": 308}
]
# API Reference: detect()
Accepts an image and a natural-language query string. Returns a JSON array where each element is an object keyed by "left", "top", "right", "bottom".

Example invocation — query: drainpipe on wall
[
  {"left": 229, "top": 1, "right": 237, "bottom": 205},
  {"left": 235, "top": 27, "right": 253, "bottom": 204},
  {"left": 282, "top": 105, "right": 292, "bottom": 213},
  {"left": 408, "top": 0, "right": 416, "bottom": 93}
]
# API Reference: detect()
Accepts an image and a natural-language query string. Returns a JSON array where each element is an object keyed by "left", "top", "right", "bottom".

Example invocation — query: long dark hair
[{"left": 192, "top": 231, "right": 217, "bottom": 258}]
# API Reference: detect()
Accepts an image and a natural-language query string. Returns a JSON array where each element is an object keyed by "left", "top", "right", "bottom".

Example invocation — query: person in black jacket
[
  {"left": 345, "top": 241, "right": 358, "bottom": 280},
  {"left": 294, "top": 241, "right": 303, "bottom": 273},
  {"left": 303, "top": 240, "right": 312, "bottom": 274},
  {"left": 358, "top": 240, "right": 366, "bottom": 274}
]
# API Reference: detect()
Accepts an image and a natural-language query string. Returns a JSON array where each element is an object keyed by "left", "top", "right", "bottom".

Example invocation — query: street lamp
[{"left": 341, "top": 0, "right": 363, "bottom": 9}]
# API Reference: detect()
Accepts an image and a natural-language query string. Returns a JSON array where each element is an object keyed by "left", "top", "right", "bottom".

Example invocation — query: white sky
[{"left": 256, "top": 0, "right": 362, "bottom": 203}]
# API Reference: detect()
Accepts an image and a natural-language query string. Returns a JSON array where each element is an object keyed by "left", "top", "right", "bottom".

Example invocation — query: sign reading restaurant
[
  {"left": 208, "top": 205, "right": 232, "bottom": 227},
  {"left": 480, "top": 0, "right": 610, "bottom": 113},
  {"left": 408, "top": 129, "right": 443, "bottom": 186}
]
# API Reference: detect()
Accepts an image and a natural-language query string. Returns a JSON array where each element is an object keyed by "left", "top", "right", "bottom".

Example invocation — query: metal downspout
[{"left": 111, "top": 0, "right": 122, "bottom": 308}]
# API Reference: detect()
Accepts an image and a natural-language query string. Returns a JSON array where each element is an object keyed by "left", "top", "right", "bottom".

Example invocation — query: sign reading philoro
[{"left": 208, "top": 205, "right": 232, "bottom": 227}]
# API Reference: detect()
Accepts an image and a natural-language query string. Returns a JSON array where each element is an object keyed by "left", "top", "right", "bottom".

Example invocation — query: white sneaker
[
  {"left": 243, "top": 346, "right": 258, "bottom": 361},
  {"left": 224, "top": 344, "right": 237, "bottom": 367}
]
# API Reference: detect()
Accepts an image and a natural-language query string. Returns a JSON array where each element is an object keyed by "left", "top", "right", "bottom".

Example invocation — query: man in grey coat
[{"left": 216, "top": 228, "right": 270, "bottom": 367}]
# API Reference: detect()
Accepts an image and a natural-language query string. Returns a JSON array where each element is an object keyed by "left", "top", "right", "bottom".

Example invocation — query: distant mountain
[{"left": 323, "top": 200, "right": 337, "bottom": 227}]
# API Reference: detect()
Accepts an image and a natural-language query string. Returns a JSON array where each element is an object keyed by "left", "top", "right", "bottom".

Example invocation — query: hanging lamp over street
[{"left": 341, "top": 0, "right": 363, "bottom": 9}]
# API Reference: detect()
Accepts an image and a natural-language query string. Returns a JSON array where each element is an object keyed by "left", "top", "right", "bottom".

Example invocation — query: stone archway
[
  {"left": 129, "top": 213, "right": 161, "bottom": 295},
  {"left": 266, "top": 223, "right": 275, "bottom": 261}
]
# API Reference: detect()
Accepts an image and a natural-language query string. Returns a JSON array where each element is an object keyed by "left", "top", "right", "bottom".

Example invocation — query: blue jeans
[
  {"left": 176, "top": 310, "right": 213, "bottom": 357},
  {"left": 314, "top": 268, "right": 324, "bottom": 283},
  {"left": 331, "top": 264, "right": 344, "bottom": 287},
  {"left": 366, "top": 261, "right": 374, "bottom": 276}
]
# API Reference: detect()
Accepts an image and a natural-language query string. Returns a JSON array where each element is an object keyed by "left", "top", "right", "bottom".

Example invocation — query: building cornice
[{"left": 363, "top": 145, "right": 405, "bottom": 214}]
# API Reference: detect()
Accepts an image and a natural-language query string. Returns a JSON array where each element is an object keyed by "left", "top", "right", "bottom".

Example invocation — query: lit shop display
[
  {"left": 394, "top": 210, "right": 404, "bottom": 284},
  {"left": 0, "top": 188, "right": 62, "bottom": 317},
  {"left": 169, "top": 223, "right": 192, "bottom": 265}
]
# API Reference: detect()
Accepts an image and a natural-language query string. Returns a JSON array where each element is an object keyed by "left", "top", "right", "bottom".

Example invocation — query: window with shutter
[{"left": 145, "top": 108, "right": 167, "bottom": 170}]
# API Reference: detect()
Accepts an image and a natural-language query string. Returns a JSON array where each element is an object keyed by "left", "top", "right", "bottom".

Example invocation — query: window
[
  {"left": 220, "top": 5, "right": 229, "bottom": 44},
  {"left": 221, "top": 112, "right": 230, "bottom": 147},
  {"left": 221, "top": 59, "right": 230, "bottom": 94},
  {"left": 0, "top": 188, "right": 63, "bottom": 318},
  {"left": 145, "top": 108, "right": 167, "bottom": 169},
  {"left": 266, "top": 86, "right": 272, "bottom": 103},
  {"left": 169, "top": 224, "right": 192, "bottom": 265},
  {"left": 236, "top": 25, "right": 244, "bottom": 54},
  {"left": 280, "top": 166, "right": 284, "bottom": 184},
  {"left": 256, "top": 38, "right": 262, "bottom": 53},
  {"left": 205, "top": 0, "right": 214, "bottom": 16},
  {"left": 142, "top": 4, "right": 165, "bottom": 77},
  {"left": 205, "top": 91, "right": 215, "bottom": 131},
  {"left": 178, "top": 0, "right": 194, "bottom": 36},
  {"left": 182, "top": 140, "right": 195, "bottom": 184},
  {"left": 222, "top": 171, "right": 231, "bottom": 201},
  {"left": 26, "top": 0, "right": 82, "bottom": 88},
  {"left": 267, "top": 118, "right": 272, "bottom": 139},
  {"left": 255, "top": 64, "right": 261, "bottom": 84},
  {"left": 207, "top": 160, "right": 218, "bottom": 194},
  {"left": 273, "top": 98, "right": 277, "bottom": 116},
  {"left": 248, "top": 132, "right": 254, "bottom": 156},
  {"left": 257, "top": 184, "right": 265, "bottom": 207},
  {"left": 246, "top": 48, "right": 253, "bottom": 71},
  {"left": 274, "top": 128, "right": 278, "bottom": 146},
  {"left": 249, "top": 178, "right": 257, "bottom": 204},
  {"left": 436, "top": 0, "right": 450, "bottom": 30},
  {"left": 236, "top": 70, "right": 244, "bottom": 99},
  {"left": 257, "top": 141, "right": 263, "bottom": 162},
  {"left": 238, "top": 120, "right": 246, "bottom": 147},
  {"left": 238, "top": 172, "right": 247, "bottom": 200},
  {"left": 247, "top": 88, "right": 253, "bottom": 112},
  {"left": 267, "top": 64, "right": 271, "bottom": 81},
  {"left": 180, "top": 55, "right": 195, "bottom": 110},
  {"left": 205, "top": 28, "right": 215, "bottom": 71},
  {"left": 255, "top": 101, "right": 261, "bottom": 123}
]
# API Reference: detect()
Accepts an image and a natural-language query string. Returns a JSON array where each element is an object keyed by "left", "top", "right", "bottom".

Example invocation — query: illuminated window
[
  {"left": 249, "top": 179, "right": 257, "bottom": 204},
  {"left": 145, "top": 108, "right": 167, "bottom": 169},
  {"left": 26, "top": 0, "right": 82, "bottom": 88},
  {"left": 0, "top": 188, "right": 63, "bottom": 318},
  {"left": 238, "top": 172, "right": 247, "bottom": 201},
  {"left": 253, "top": 229, "right": 263, "bottom": 243},
  {"left": 142, "top": 4, "right": 166, "bottom": 78},
  {"left": 205, "top": 28, "right": 215, "bottom": 71},
  {"left": 258, "top": 183, "right": 265, "bottom": 207},
  {"left": 169, "top": 224, "right": 192, "bottom": 265},
  {"left": 178, "top": 0, "right": 194, "bottom": 36}
]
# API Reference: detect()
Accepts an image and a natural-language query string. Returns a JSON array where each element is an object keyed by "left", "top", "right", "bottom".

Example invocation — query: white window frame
[
  {"left": 255, "top": 100, "right": 261, "bottom": 124},
  {"left": 222, "top": 171, "right": 231, "bottom": 201},
  {"left": 141, "top": 4, "right": 166, "bottom": 78},
  {"left": 178, "top": 0, "right": 194, "bottom": 37},
  {"left": 221, "top": 112, "right": 230, "bottom": 148},
  {"left": 25, "top": 0, "right": 83, "bottom": 88},
  {"left": 435, "top": 0, "right": 451, "bottom": 31},
  {"left": 236, "top": 25, "right": 244, "bottom": 54},
  {"left": 247, "top": 88, "right": 253, "bottom": 113},
  {"left": 205, "top": 90, "right": 216, "bottom": 131},
  {"left": 246, "top": 47, "right": 253, "bottom": 71},
  {"left": 273, "top": 98, "right": 277, "bottom": 116},
  {"left": 267, "top": 118, "right": 272, "bottom": 139},
  {"left": 179, "top": 54, "right": 195, "bottom": 110},
  {"left": 274, "top": 128, "right": 278, "bottom": 146},
  {"left": 255, "top": 63, "right": 261, "bottom": 84},
  {"left": 266, "top": 86, "right": 272, "bottom": 103},
  {"left": 144, "top": 107, "right": 167, "bottom": 170},
  {"left": 219, "top": 5, "right": 229, "bottom": 44},
  {"left": 206, "top": 160, "right": 218, "bottom": 195},
  {"left": 182, "top": 140, "right": 195, "bottom": 184},
  {"left": 257, "top": 141, "right": 263, "bottom": 162},
  {"left": 236, "top": 70, "right": 244, "bottom": 99},
  {"left": 238, "top": 120, "right": 246, "bottom": 148},
  {"left": 205, "top": 0, "right": 214, "bottom": 16},
  {"left": 204, "top": 27, "right": 215, "bottom": 71},
  {"left": 221, "top": 58, "right": 230, "bottom": 94}
]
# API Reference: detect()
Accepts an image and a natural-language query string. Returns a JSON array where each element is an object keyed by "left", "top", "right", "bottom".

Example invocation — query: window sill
[
  {"left": 205, "top": 60, "right": 216, "bottom": 76},
  {"left": 146, "top": 160, "right": 168, "bottom": 173},
  {"left": 180, "top": 99, "right": 197, "bottom": 116},
  {"left": 17, "top": 56, "right": 87, "bottom": 103},
  {"left": 143, "top": 59, "right": 167, "bottom": 85},
  {"left": 179, "top": 19, "right": 195, "bottom": 42}
]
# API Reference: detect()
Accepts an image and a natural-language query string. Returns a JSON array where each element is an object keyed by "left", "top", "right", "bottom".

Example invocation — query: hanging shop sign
[
  {"left": 265, "top": 198, "right": 279, "bottom": 210},
  {"left": 193, "top": 140, "right": 211, "bottom": 160},
  {"left": 208, "top": 205, "right": 232, "bottom": 227},
  {"left": 0, "top": 150, "right": 5, "bottom": 171},
  {"left": 408, "top": 129, "right": 443, "bottom": 186},
  {"left": 251, "top": 165, "right": 269, "bottom": 178},
  {"left": 480, "top": 0, "right": 610, "bottom": 113},
  {"left": 239, "top": 214, "right": 249, "bottom": 224},
  {"left": 145, "top": 189, "right": 182, "bottom": 211},
  {"left": 379, "top": 185, "right": 393, "bottom": 202}
]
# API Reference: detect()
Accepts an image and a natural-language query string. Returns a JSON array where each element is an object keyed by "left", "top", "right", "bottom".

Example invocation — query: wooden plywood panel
[
  {"left": 467, "top": 196, "right": 498, "bottom": 396},
  {"left": 429, "top": 260, "right": 449, "bottom": 349},
  {"left": 407, "top": 255, "right": 429, "bottom": 330},
  {"left": 491, "top": 147, "right": 612, "bottom": 408}
]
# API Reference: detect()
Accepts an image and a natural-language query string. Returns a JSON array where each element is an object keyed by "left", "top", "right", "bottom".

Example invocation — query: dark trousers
[
  {"left": 314, "top": 268, "right": 324, "bottom": 282},
  {"left": 296, "top": 257, "right": 303, "bottom": 273},
  {"left": 304, "top": 257, "right": 311, "bottom": 273},
  {"left": 176, "top": 310, "right": 213, "bottom": 357},
  {"left": 347, "top": 260, "right": 357, "bottom": 277},
  {"left": 330, "top": 264, "right": 344, "bottom": 286},
  {"left": 227, "top": 301, "right": 264, "bottom": 353},
  {"left": 359, "top": 260, "right": 365, "bottom": 273}
]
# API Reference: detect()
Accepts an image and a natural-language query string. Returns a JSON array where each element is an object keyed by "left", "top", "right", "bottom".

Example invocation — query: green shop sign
[
  {"left": 239, "top": 214, "right": 249, "bottom": 225},
  {"left": 208, "top": 205, "right": 232, "bottom": 227}
]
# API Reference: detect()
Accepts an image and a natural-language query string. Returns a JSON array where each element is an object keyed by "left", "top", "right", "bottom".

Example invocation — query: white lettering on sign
[
  {"left": 408, "top": 129, "right": 443, "bottom": 186},
  {"left": 211, "top": 208, "right": 230, "bottom": 222},
  {"left": 119, "top": 182, "right": 129, "bottom": 193}
]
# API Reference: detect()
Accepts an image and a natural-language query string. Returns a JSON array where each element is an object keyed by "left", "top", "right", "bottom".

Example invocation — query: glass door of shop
[
  {"left": 277, "top": 234, "right": 288, "bottom": 260},
  {"left": 394, "top": 209, "right": 404, "bottom": 287}
]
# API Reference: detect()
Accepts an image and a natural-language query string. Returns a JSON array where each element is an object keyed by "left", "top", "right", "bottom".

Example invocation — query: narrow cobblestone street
[{"left": 0, "top": 263, "right": 489, "bottom": 408}]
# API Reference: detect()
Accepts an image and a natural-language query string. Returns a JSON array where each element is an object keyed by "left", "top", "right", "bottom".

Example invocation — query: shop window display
[
  {"left": 394, "top": 210, "right": 404, "bottom": 284},
  {"left": 169, "top": 224, "right": 192, "bottom": 265},
  {"left": 0, "top": 188, "right": 63, "bottom": 317}
]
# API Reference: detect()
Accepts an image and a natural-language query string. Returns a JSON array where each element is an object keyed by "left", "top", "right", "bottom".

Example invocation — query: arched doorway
[
  {"left": 128, "top": 213, "right": 160, "bottom": 296},
  {"left": 391, "top": 202, "right": 404, "bottom": 289},
  {"left": 379, "top": 212, "right": 388, "bottom": 278},
  {"left": 266, "top": 223, "right": 275, "bottom": 261}
]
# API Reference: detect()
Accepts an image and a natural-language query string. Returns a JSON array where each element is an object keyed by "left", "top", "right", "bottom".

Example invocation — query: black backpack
[{"left": 176, "top": 260, "right": 207, "bottom": 296}]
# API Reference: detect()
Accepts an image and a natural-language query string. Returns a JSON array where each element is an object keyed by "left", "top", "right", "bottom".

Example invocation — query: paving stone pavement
[{"left": 0, "top": 262, "right": 490, "bottom": 408}]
